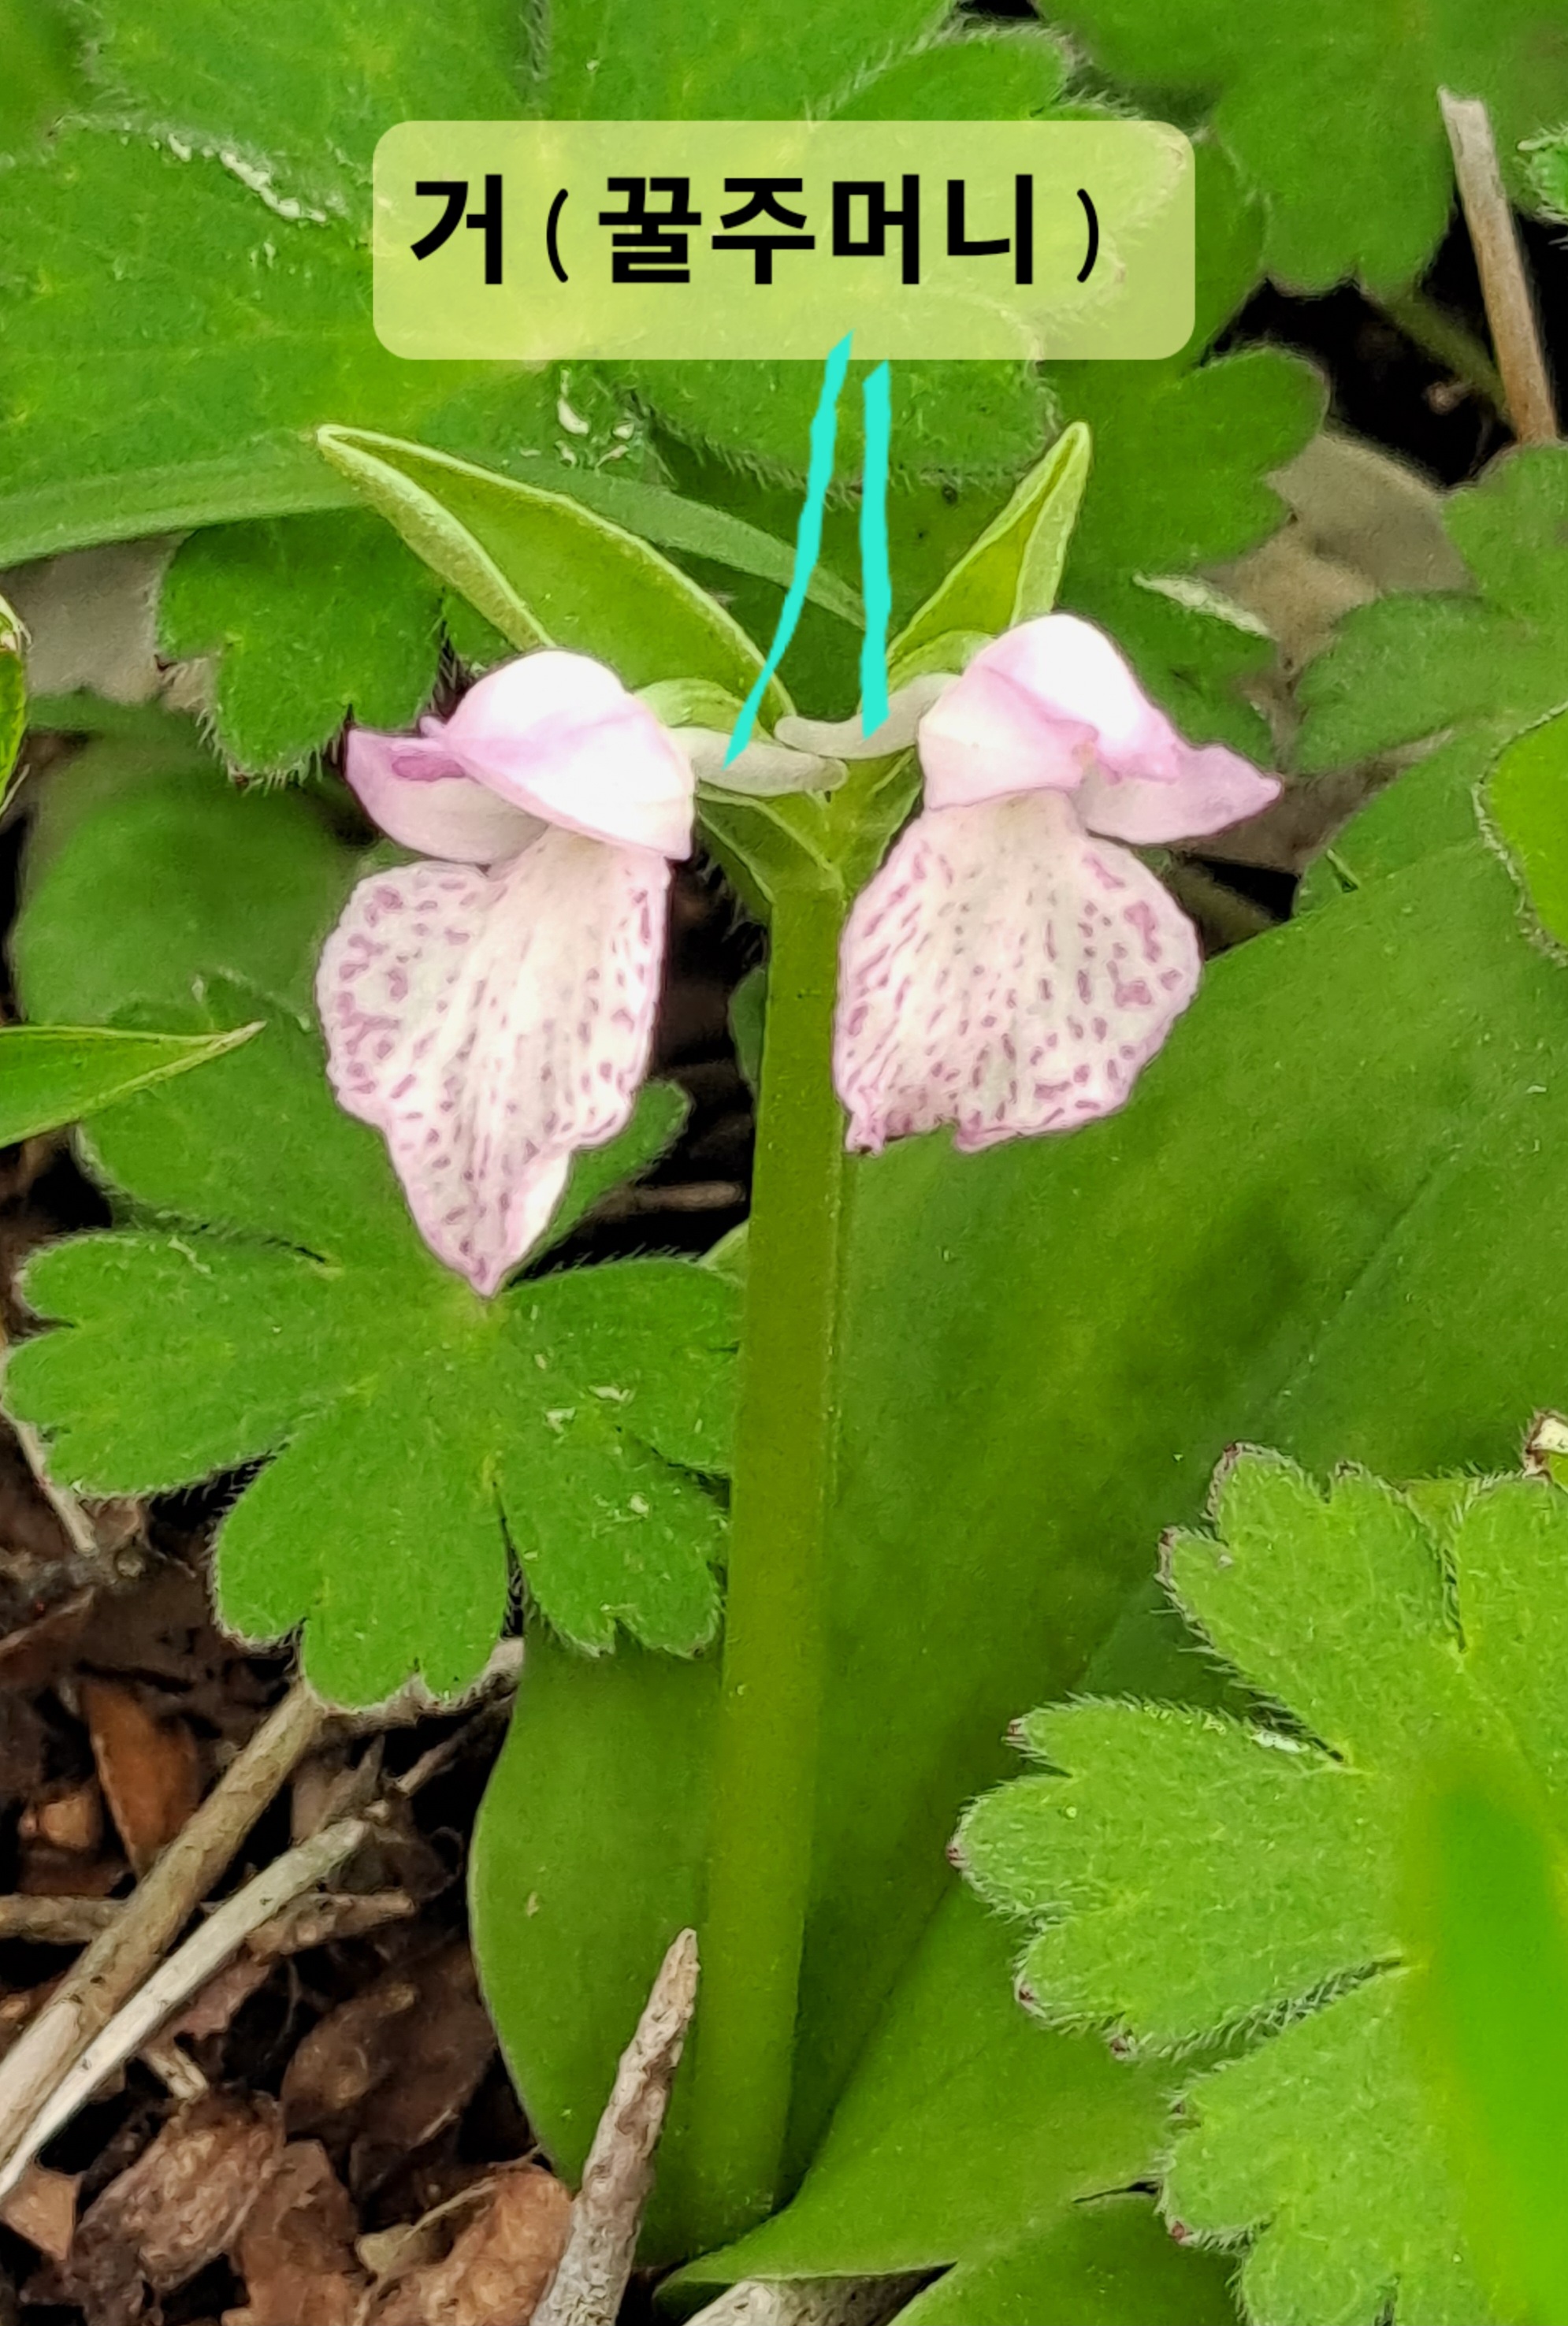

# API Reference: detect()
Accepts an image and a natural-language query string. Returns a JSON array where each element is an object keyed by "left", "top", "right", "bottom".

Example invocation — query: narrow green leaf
[
  {"left": 563, "top": 470, "right": 862, "bottom": 627},
  {"left": 889, "top": 422, "right": 1091, "bottom": 683},
  {"left": 0, "top": 592, "right": 24, "bottom": 806},
  {"left": 317, "top": 427, "right": 784, "bottom": 710},
  {"left": 0, "top": 1023, "right": 260, "bottom": 1147}
]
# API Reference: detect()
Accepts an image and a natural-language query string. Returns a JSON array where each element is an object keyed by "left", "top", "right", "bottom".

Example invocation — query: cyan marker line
[
  {"left": 724, "top": 332, "right": 853, "bottom": 767},
  {"left": 858, "top": 361, "right": 892, "bottom": 736}
]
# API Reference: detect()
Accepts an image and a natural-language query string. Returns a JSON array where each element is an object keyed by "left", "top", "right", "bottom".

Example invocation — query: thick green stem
[{"left": 682, "top": 866, "right": 849, "bottom": 2246}]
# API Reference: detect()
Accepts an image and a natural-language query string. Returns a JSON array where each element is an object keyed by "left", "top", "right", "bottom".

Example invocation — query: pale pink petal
[
  {"left": 445, "top": 650, "right": 693, "bottom": 857},
  {"left": 318, "top": 830, "right": 669, "bottom": 1295},
  {"left": 1077, "top": 746, "right": 1280, "bottom": 845},
  {"left": 834, "top": 790, "right": 1200, "bottom": 1155},
  {"left": 916, "top": 658, "right": 1095, "bottom": 811},
  {"left": 972, "top": 614, "right": 1187, "bottom": 778},
  {"left": 344, "top": 726, "right": 543, "bottom": 864}
]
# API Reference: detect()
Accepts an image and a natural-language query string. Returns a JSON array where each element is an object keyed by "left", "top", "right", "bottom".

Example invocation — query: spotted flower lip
[
  {"left": 833, "top": 613, "right": 1281, "bottom": 1156},
  {"left": 318, "top": 651, "right": 693, "bottom": 1298}
]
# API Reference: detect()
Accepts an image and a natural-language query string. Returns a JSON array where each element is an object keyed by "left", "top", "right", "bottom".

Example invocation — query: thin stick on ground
[
  {"left": 9, "top": 1415, "right": 99, "bottom": 1563},
  {"left": 0, "top": 1897, "right": 121, "bottom": 1944},
  {"left": 1440, "top": 89, "right": 1559, "bottom": 444},
  {"left": 533, "top": 1928, "right": 700, "bottom": 2326},
  {"left": 688, "top": 2279, "right": 927, "bottom": 2326},
  {"left": 0, "top": 1676, "right": 325, "bottom": 2197},
  {"left": 2, "top": 1815, "right": 366, "bottom": 2195}
]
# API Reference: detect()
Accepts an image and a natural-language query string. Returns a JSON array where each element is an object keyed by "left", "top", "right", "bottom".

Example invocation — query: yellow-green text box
[{"left": 374, "top": 121, "right": 1193, "bottom": 362}]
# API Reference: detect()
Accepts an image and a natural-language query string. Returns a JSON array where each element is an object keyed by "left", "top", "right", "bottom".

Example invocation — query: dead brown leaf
[
  {"left": 0, "top": 1983, "right": 54, "bottom": 2064},
  {"left": 0, "top": 1585, "right": 95, "bottom": 1689},
  {"left": 0, "top": 2160, "right": 79, "bottom": 2263},
  {"left": 82, "top": 1676, "right": 203, "bottom": 1874},
  {"left": 283, "top": 1940, "right": 495, "bottom": 2194},
  {"left": 162, "top": 1950, "right": 273, "bottom": 2046},
  {"left": 224, "top": 2140, "right": 368, "bottom": 2326},
  {"left": 16, "top": 1841, "right": 124, "bottom": 1897},
  {"left": 251, "top": 1888, "right": 414, "bottom": 1959},
  {"left": 64, "top": 2092, "right": 284, "bottom": 2326},
  {"left": 0, "top": 1689, "right": 49, "bottom": 1800},
  {"left": 367, "top": 2164, "right": 572, "bottom": 2326},
  {"left": 20, "top": 1774, "right": 104, "bottom": 1856}
]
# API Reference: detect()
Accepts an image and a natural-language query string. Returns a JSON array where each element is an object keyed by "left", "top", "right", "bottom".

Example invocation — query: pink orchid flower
[
  {"left": 830, "top": 613, "right": 1281, "bottom": 1154},
  {"left": 318, "top": 651, "right": 694, "bottom": 1297}
]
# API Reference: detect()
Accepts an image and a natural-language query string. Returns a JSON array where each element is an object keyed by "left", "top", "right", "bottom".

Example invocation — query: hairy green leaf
[
  {"left": 0, "top": 125, "right": 564, "bottom": 766},
  {"left": 2, "top": 756, "right": 737, "bottom": 1704},
  {"left": 957, "top": 1450, "right": 1568, "bottom": 2325},
  {"left": 1299, "top": 448, "right": 1568, "bottom": 784},
  {"left": 1042, "top": 0, "right": 1568, "bottom": 289},
  {"left": 0, "top": 0, "right": 87, "bottom": 155},
  {"left": 159, "top": 512, "right": 440, "bottom": 775},
  {"left": 0, "top": 1024, "right": 260, "bottom": 1147},
  {"left": 317, "top": 429, "right": 778, "bottom": 704},
  {"left": 0, "top": 131, "right": 555, "bottom": 570},
  {"left": 590, "top": 27, "right": 1078, "bottom": 486},
  {"left": 1525, "top": 124, "right": 1568, "bottom": 221},
  {"left": 77, "top": 0, "right": 526, "bottom": 217}
]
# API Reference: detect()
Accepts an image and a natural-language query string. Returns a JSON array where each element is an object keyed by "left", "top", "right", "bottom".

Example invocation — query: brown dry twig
[
  {"left": 0, "top": 1897, "right": 121, "bottom": 1945},
  {"left": 0, "top": 1677, "right": 325, "bottom": 2199},
  {"left": 533, "top": 1928, "right": 700, "bottom": 2326},
  {"left": 1440, "top": 90, "right": 1558, "bottom": 444},
  {"left": 687, "top": 2278, "right": 925, "bottom": 2326},
  {"left": 1, "top": 1816, "right": 367, "bottom": 2197}
]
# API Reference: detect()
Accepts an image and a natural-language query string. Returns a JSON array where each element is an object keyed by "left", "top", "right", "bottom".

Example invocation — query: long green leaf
[
  {"left": 317, "top": 428, "right": 789, "bottom": 711},
  {"left": 0, "top": 1023, "right": 260, "bottom": 1147},
  {"left": 1409, "top": 1763, "right": 1568, "bottom": 2326},
  {"left": 0, "top": 451, "right": 862, "bottom": 627},
  {"left": 888, "top": 422, "right": 1091, "bottom": 683}
]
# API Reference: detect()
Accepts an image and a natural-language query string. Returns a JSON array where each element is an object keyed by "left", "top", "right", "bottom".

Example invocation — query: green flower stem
[{"left": 682, "top": 860, "right": 849, "bottom": 2246}]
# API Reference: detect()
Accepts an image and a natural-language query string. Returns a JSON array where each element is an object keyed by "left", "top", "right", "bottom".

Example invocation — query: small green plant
[{"left": 10, "top": 3, "right": 1568, "bottom": 2318}]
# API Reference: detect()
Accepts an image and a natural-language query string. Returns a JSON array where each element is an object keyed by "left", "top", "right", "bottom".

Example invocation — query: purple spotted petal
[
  {"left": 834, "top": 790, "right": 1200, "bottom": 1155},
  {"left": 1077, "top": 745, "right": 1280, "bottom": 845},
  {"left": 344, "top": 726, "right": 544, "bottom": 865},
  {"left": 318, "top": 829, "right": 670, "bottom": 1295}
]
